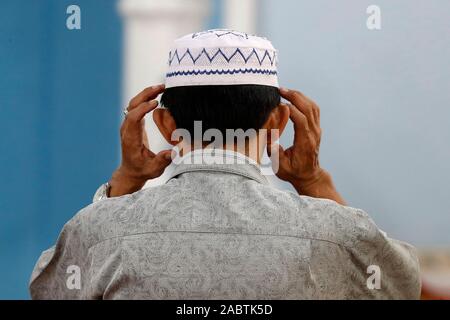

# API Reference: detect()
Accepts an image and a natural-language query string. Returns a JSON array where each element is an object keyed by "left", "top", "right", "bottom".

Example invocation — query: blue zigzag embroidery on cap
[
  {"left": 166, "top": 68, "right": 277, "bottom": 78},
  {"left": 169, "top": 48, "right": 276, "bottom": 67},
  {"left": 191, "top": 30, "right": 249, "bottom": 39}
]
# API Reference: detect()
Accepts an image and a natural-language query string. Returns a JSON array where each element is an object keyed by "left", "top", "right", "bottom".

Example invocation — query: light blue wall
[
  {"left": 261, "top": 0, "right": 450, "bottom": 245},
  {"left": 0, "top": 0, "right": 121, "bottom": 299}
]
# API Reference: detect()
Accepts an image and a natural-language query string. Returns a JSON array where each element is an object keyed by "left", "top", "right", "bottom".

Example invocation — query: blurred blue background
[
  {"left": 0, "top": 0, "right": 122, "bottom": 299},
  {"left": 0, "top": 0, "right": 222, "bottom": 299},
  {"left": 0, "top": 0, "right": 449, "bottom": 299}
]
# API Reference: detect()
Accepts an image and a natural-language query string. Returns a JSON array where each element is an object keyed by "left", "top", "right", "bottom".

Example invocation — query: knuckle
[
  {"left": 305, "top": 100, "right": 313, "bottom": 109},
  {"left": 138, "top": 87, "right": 149, "bottom": 96},
  {"left": 306, "top": 136, "right": 315, "bottom": 148},
  {"left": 127, "top": 112, "right": 140, "bottom": 122},
  {"left": 120, "top": 124, "right": 127, "bottom": 136},
  {"left": 145, "top": 86, "right": 156, "bottom": 93},
  {"left": 121, "top": 135, "right": 132, "bottom": 146},
  {"left": 140, "top": 87, "right": 156, "bottom": 98},
  {"left": 298, "top": 113, "right": 308, "bottom": 123},
  {"left": 291, "top": 91, "right": 301, "bottom": 100},
  {"left": 138, "top": 101, "right": 148, "bottom": 109},
  {"left": 128, "top": 98, "right": 137, "bottom": 107}
]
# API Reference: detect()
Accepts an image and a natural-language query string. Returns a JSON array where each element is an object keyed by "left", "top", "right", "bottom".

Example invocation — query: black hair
[{"left": 160, "top": 85, "right": 280, "bottom": 136}]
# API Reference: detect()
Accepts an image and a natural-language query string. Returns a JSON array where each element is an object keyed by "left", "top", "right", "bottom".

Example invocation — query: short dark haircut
[{"left": 160, "top": 85, "right": 280, "bottom": 136}]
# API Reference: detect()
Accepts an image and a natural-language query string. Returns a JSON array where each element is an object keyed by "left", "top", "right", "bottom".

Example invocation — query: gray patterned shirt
[{"left": 29, "top": 150, "right": 421, "bottom": 299}]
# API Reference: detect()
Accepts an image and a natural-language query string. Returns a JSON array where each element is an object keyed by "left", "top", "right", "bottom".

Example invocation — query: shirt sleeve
[
  {"left": 347, "top": 208, "right": 422, "bottom": 299},
  {"left": 29, "top": 215, "right": 90, "bottom": 299}
]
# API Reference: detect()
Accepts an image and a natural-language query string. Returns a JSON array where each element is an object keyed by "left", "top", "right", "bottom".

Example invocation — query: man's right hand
[{"left": 109, "top": 85, "right": 172, "bottom": 197}]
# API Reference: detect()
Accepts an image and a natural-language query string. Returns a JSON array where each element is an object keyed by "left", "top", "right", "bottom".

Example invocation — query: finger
[
  {"left": 280, "top": 88, "right": 313, "bottom": 112},
  {"left": 266, "top": 140, "right": 282, "bottom": 159},
  {"left": 148, "top": 150, "right": 173, "bottom": 173},
  {"left": 138, "top": 149, "right": 172, "bottom": 180},
  {"left": 142, "top": 145, "right": 156, "bottom": 158},
  {"left": 123, "top": 100, "right": 158, "bottom": 148},
  {"left": 127, "top": 100, "right": 159, "bottom": 123},
  {"left": 287, "top": 104, "right": 311, "bottom": 145},
  {"left": 313, "top": 104, "right": 320, "bottom": 125},
  {"left": 128, "top": 84, "right": 165, "bottom": 110},
  {"left": 280, "top": 88, "right": 317, "bottom": 129},
  {"left": 141, "top": 119, "right": 149, "bottom": 149},
  {"left": 155, "top": 150, "right": 173, "bottom": 162},
  {"left": 267, "top": 143, "right": 291, "bottom": 173}
]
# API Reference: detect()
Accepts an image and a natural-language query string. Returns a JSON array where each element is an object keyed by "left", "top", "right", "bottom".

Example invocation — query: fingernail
[
  {"left": 164, "top": 153, "right": 172, "bottom": 160},
  {"left": 279, "top": 87, "right": 289, "bottom": 93},
  {"left": 149, "top": 100, "right": 158, "bottom": 106}
]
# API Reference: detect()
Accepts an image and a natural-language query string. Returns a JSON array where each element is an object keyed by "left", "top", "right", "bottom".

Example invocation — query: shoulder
[
  {"left": 65, "top": 183, "right": 173, "bottom": 248},
  {"left": 255, "top": 184, "right": 380, "bottom": 248}
]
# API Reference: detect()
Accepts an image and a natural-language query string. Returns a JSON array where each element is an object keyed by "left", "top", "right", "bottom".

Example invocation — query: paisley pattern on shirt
[{"left": 29, "top": 152, "right": 421, "bottom": 299}]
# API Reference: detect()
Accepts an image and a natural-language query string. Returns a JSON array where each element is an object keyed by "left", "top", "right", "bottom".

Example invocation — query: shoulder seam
[{"left": 87, "top": 229, "right": 352, "bottom": 251}]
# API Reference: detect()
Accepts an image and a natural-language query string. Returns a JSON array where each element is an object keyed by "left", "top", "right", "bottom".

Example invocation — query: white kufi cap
[{"left": 165, "top": 29, "right": 279, "bottom": 88}]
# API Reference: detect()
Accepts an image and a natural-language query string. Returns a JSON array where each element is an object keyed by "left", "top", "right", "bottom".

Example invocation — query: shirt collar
[{"left": 168, "top": 149, "right": 269, "bottom": 185}]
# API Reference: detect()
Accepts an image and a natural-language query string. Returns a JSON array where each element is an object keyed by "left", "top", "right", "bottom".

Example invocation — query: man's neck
[{"left": 177, "top": 142, "right": 263, "bottom": 164}]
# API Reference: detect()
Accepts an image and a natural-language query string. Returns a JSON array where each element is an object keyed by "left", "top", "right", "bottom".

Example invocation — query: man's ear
[
  {"left": 153, "top": 108, "right": 178, "bottom": 146},
  {"left": 263, "top": 104, "right": 290, "bottom": 143}
]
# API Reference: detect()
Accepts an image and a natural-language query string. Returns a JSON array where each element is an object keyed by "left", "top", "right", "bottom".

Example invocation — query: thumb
[
  {"left": 268, "top": 143, "right": 290, "bottom": 175},
  {"left": 154, "top": 150, "right": 172, "bottom": 167},
  {"left": 267, "top": 142, "right": 285, "bottom": 159},
  {"left": 145, "top": 150, "right": 172, "bottom": 179}
]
